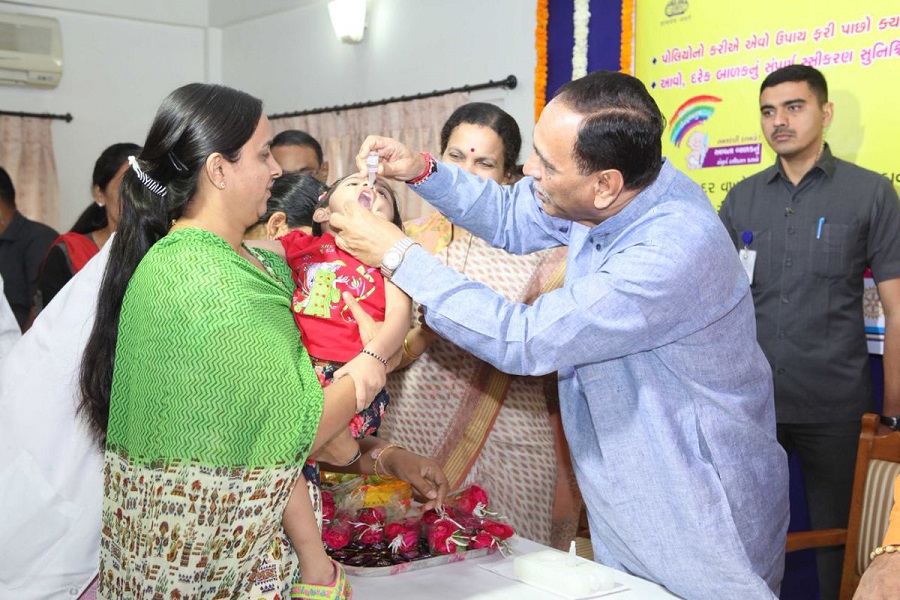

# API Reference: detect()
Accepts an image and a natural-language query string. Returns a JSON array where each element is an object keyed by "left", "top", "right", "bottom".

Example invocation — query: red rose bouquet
[
  {"left": 322, "top": 483, "right": 516, "bottom": 567},
  {"left": 468, "top": 518, "right": 515, "bottom": 551},
  {"left": 350, "top": 506, "right": 387, "bottom": 545},
  {"left": 420, "top": 508, "right": 445, "bottom": 526},
  {"left": 425, "top": 515, "right": 470, "bottom": 555},
  {"left": 445, "top": 484, "right": 495, "bottom": 518},
  {"left": 384, "top": 517, "right": 420, "bottom": 558},
  {"left": 321, "top": 489, "right": 336, "bottom": 523},
  {"left": 322, "top": 513, "right": 353, "bottom": 551}
]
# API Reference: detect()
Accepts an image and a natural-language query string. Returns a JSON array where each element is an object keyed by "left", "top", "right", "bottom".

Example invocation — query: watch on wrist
[
  {"left": 381, "top": 237, "right": 417, "bottom": 279},
  {"left": 880, "top": 415, "right": 900, "bottom": 431}
]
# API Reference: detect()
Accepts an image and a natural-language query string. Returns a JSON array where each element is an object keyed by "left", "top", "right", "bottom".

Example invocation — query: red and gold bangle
[{"left": 406, "top": 153, "right": 437, "bottom": 187}]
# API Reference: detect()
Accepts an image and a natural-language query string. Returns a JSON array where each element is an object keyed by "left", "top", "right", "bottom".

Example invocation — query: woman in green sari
[{"left": 78, "top": 83, "right": 445, "bottom": 599}]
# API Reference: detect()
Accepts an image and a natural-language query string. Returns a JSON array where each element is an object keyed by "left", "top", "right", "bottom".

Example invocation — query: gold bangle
[
  {"left": 373, "top": 443, "right": 404, "bottom": 479},
  {"left": 870, "top": 544, "right": 900, "bottom": 561},
  {"left": 402, "top": 335, "right": 422, "bottom": 361}
]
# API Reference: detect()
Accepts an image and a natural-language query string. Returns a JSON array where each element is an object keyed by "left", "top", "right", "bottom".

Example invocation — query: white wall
[
  {"left": 221, "top": 0, "right": 537, "bottom": 163},
  {"left": 209, "top": 0, "right": 318, "bottom": 28},
  {"left": 0, "top": 1, "right": 212, "bottom": 229}
]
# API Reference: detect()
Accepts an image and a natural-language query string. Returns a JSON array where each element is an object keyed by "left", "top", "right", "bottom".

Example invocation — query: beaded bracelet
[
  {"left": 870, "top": 543, "right": 900, "bottom": 561},
  {"left": 361, "top": 348, "right": 388, "bottom": 366},
  {"left": 407, "top": 153, "right": 437, "bottom": 187},
  {"left": 402, "top": 335, "right": 422, "bottom": 361},
  {"left": 373, "top": 443, "right": 404, "bottom": 479}
]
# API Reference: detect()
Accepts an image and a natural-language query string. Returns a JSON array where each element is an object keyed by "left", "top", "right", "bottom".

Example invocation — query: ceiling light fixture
[{"left": 328, "top": 0, "right": 367, "bottom": 43}]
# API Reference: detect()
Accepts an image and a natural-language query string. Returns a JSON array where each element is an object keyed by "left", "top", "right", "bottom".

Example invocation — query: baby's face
[
  {"left": 687, "top": 132, "right": 706, "bottom": 150},
  {"left": 330, "top": 174, "right": 396, "bottom": 223}
]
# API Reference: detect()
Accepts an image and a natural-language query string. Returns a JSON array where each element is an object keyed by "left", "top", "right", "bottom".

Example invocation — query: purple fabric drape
[{"left": 545, "top": 0, "right": 623, "bottom": 104}]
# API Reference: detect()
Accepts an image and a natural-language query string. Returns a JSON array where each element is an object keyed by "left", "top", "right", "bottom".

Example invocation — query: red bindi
[{"left": 470, "top": 148, "right": 476, "bottom": 153}]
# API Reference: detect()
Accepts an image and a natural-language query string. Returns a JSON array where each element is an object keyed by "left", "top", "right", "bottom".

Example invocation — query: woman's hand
[
  {"left": 854, "top": 552, "right": 900, "bottom": 599},
  {"left": 343, "top": 292, "right": 382, "bottom": 346},
  {"left": 331, "top": 439, "right": 448, "bottom": 511},
  {"left": 356, "top": 136, "right": 426, "bottom": 181},
  {"left": 380, "top": 448, "right": 449, "bottom": 511},
  {"left": 342, "top": 292, "right": 403, "bottom": 371},
  {"left": 334, "top": 353, "right": 386, "bottom": 412}
]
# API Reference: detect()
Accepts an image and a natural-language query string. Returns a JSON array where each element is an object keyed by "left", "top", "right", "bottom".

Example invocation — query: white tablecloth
[{"left": 346, "top": 536, "right": 681, "bottom": 599}]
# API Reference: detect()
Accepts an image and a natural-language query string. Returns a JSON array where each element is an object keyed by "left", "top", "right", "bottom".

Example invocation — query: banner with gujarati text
[{"left": 636, "top": 1, "right": 900, "bottom": 209}]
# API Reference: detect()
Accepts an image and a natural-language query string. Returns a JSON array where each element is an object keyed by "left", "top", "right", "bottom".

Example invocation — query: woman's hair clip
[
  {"left": 168, "top": 151, "right": 188, "bottom": 173},
  {"left": 128, "top": 156, "right": 168, "bottom": 197}
]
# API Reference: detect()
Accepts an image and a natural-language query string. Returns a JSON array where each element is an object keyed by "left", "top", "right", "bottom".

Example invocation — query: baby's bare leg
[{"left": 283, "top": 478, "right": 336, "bottom": 585}]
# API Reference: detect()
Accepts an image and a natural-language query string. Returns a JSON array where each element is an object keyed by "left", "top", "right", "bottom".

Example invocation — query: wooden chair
[{"left": 785, "top": 413, "right": 900, "bottom": 599}]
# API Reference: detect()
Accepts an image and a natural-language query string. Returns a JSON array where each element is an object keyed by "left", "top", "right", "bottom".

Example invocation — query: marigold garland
[
  {"left": 620, "top": 0, "right": 635, "bottom": 74},
  {"left": 534, "top": 0, "right": 549, "bottom": 123}
]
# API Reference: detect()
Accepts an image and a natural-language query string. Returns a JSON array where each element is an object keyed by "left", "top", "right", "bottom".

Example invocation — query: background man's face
[
  {"left": 272, "top": 144, "right": 327, "bottom": 182},
  {"left": 759, "top": 80, "right": 832, "bottom": 162}
]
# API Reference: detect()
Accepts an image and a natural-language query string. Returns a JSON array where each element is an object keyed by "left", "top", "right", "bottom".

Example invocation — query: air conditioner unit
[{"left": 0, "top": 12, "right": 63, "bottom": 88}]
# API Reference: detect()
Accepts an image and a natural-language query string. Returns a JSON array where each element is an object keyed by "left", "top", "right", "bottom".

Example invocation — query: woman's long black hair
[
  {"left": 78, "top": 83, "right": 263, "bottom": 447},
  {"left": 254, "top": 172, "right": 328, "bottom": 231},
  {"left": 70, "top": 142, "right": 142, "bottom": 234}
]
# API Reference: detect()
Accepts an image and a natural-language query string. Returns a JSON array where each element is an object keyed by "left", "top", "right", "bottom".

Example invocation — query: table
[{"left": 346, "top": 536, "right": 681, "bottom": 599}]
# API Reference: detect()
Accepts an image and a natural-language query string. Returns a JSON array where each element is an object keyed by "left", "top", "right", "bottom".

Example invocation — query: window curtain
[
  {"left": 0, "top": 116, "right": 59, "bottom": 227},
  {"left": 272, "top": 92, "right": 469, "bottom": 221}
]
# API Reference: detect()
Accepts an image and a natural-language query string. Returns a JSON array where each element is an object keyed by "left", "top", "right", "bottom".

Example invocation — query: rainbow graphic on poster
[{"left": 669, "top": 95, "right": 722, "bottom": 147}]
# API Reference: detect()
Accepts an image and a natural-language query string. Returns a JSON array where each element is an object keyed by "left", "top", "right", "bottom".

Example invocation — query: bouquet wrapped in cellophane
[{"left": 319, "top": 478, "right": 515, "bottom": 575}]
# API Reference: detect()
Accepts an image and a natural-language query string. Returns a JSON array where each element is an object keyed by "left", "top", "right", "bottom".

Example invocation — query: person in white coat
[
  {"left": 0, "top": 239, "right": 112, "bottom": 599},
  {"left": 0, "top": 275, "right": 20, "bottom": 360}
]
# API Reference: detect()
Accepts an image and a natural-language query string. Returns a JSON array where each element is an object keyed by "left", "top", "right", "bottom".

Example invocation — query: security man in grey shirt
[{"left": 719, "top": 64, "right": 900, "bottom": 600}]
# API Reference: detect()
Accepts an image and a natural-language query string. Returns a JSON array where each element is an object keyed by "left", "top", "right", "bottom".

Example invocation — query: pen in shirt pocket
[{"left": 816, "top": 217, "right": 825, "bottom": 240}]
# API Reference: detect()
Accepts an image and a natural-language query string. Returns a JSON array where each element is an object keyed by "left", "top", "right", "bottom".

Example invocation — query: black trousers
[{"left": 777, "top": 420, "right": 861, "bottom": 600}]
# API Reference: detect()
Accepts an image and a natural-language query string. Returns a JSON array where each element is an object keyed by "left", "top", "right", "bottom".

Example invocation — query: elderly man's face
[
  {"left": 271, "top": 144, "right": 328, "bottom": 182},
  {"left": 522, "top": 100, "right": 600, "bottom": 227}
]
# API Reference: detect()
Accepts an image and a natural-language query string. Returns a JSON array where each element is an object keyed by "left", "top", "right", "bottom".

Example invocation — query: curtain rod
[
  {"left": 269, "top": 74, "right": 517, "bottom": 120},
  {"left": 0, "top": 109, "right": 73, "bottom": 122}
]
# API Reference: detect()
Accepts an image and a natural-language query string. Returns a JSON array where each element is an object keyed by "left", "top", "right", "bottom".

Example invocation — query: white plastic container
[{"left": 512, "top": 547, "right": 616, "bottom": 597}]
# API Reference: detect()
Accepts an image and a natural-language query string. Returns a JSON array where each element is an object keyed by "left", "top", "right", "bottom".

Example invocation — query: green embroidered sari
[{"left": 99, "top": 228, "right": 322, "bottom": 598}]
